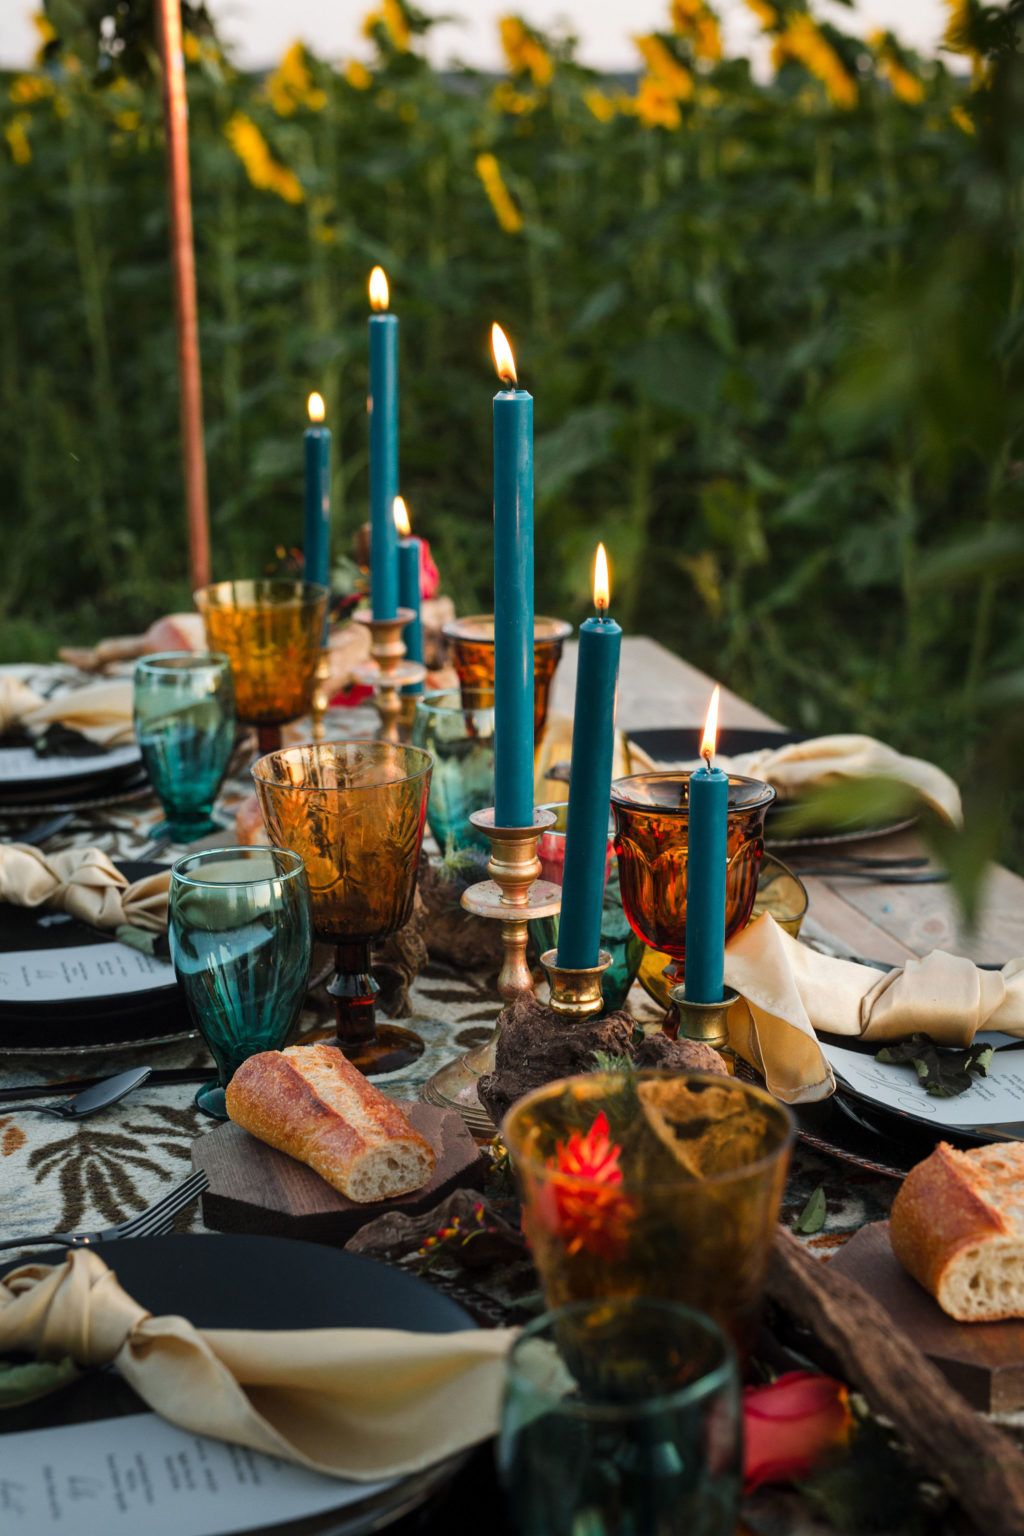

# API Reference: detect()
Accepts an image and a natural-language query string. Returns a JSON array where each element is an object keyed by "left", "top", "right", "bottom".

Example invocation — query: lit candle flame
[
  {"left": 393, "top": 495, "right": 411, "bottom": 537},
  {"left": 700, "top": 686, "right": 720, "bottom": 766},
  {"left": 594, "top": 543, "right": 610, "bottom": 613},
  {"left": 491, "top": 323, "right": 517, "bottom": 387},
  {"left": 307, "top": 391, "right": 325, "bottom": 423},
  {"left": 369, "top": 266, "right": 389, "bottom": 312}
]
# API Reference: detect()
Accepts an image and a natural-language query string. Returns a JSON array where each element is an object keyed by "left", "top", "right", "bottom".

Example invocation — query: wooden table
[{"left": 554, "top": 635, "right": 1024, "bottom": 968}]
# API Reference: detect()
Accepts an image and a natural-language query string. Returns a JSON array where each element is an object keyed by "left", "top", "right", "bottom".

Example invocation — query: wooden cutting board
[
  {"left": 191, "top": 1101, "right": 487, "bottom": 1245},
  {"left": 829, "top": 1221, "right": 1024, "bottom": 1412}
]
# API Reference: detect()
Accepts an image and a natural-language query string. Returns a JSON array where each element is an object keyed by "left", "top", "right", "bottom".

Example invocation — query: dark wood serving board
[
  {"left": 829, "top": 1221, "right": 1024, "bottom": 1412},
  {"left": 191, "top": 1101, "right": 487, "bottom": 1245}
]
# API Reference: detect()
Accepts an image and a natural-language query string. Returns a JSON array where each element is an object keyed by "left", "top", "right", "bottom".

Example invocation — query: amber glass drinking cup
[
  {"left": 443, "top": 615, "right": 572, "bottom": 739},
  {"left": 503, "top": 1070, "right": 794, "bottom": 1355}
]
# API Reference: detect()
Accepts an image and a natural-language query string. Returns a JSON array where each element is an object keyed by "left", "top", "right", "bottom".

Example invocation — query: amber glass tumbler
[
  {"left": 443, "top": 615, "right": 573, "bottom": 739},
  {"left": 252, "top": 740, "right": 432, "bottom": 1074},
  {"left": 610, "top": 771, "right": 775, "bottom": 989},
  {"left": 503, "top": 1070, "right": 794, "bottom": 1355},
  {"left": 195, "top": 579, "right": 328, "bottom": 754}
]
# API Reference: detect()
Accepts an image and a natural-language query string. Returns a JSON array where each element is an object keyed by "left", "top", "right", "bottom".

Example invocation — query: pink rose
[
  {"left": 419, "top": 539, "right": 440, "bottom": 600},
  {"left": 743, "top": 1371, "right": 852, "bottom": 1493}
]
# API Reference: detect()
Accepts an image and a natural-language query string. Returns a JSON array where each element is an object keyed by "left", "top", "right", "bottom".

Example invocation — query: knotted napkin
[
  {"left": 629, "top": 732, "right": 962, "bottom": 826},
  {"left": 724, "top": 913, "right": 1024, "bottom": 1103},
  {"left": 0, "top": 1250, "right": 516, "bottom": 1480},
  {"left": 0, "top": 676, "right": 134, "bottom": 746},
  {"left": 0, "top": 844, "right": 168, "bottom": 932}
]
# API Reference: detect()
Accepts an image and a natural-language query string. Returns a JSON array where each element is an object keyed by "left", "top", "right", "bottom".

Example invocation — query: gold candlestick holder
[
  {"left": 539, "top": 949, "right": 613, "bottom": 1020},
  {"left": 667, "top": 983, "right": 739, "bottom": 1056},
  {"left": 421, "top": 806, "right": 560, "bottom": 1137},
  {"left": 309, "top": 646, "right": 331, "bottom": 744},
  {"left": 352, "top": 608, "right": 426, "bottom": 743}
]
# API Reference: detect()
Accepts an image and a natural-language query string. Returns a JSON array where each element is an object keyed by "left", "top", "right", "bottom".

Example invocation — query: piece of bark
[
  {"left": 417, "top": 850, "right": 506, "bottom": 974},
  {"left": 632, "top": 1032, "right": 729, "bottom": 1076},
  {"left": 478, "top": 991, "right": 636, "bottom": 1126},
  {"left": 766, "top": 1224, "right": 1024, "bottom": 1536},
  {"left": 344, "top": 1188, "right": 526, "bottom": 1269}
]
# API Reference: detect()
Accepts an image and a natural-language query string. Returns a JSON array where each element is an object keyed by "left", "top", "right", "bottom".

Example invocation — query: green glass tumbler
[
  {"left": 498, "top": 1298, "right": 741, "bottom": 1536},
  {"left": 411, "top": 688, "right": 495, "bottom": 854},
  {"left": 169, "top": 846, "right": 313, "bottom": 1119},
  {"left": 133, "top": 651, "right": 236, "bottom": 844}
]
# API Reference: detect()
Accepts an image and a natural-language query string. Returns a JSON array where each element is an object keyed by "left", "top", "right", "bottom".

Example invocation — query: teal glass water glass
[
  {"left": 133, "top": 652, "right": 236, "bottom": 843},
  {"left": 169, "top": 846, "right": 313, "bottom": 1119},
  {"left": 498, "top": 1298, "right": 741, "bottom": 1536},
  {"left": 411, "top": 688, "right": 495, "bottom": 853}
]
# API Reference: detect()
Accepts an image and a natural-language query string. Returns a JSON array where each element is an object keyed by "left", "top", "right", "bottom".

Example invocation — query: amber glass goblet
[
  {"left": 194, "top": 579, "right": 329, "bottom": 755},
  {"left": 443, "top": 615, "right": 573, "bottom": 739},
  {"left": 503, "top": 1070, "right": 794, "bottom": 1356},
  {"left": 251, "top": 741, "right": 432, "bottom": 1075},
  {"left": 610, "top": 772, "right": 775, "bottom": 998}
]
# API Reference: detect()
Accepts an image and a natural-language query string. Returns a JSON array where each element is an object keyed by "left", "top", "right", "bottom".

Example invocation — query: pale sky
[{"left": 1, "top": 0, "right": 952, "bottom": 71}]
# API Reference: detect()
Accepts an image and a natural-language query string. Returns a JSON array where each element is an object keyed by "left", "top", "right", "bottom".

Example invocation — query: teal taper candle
[
  {"left": 303, "top": 391, "right": 331, "bottom": 644},
  {"left": 491, "top": 323, "right": 534, "bottom": 828},
  {"left": 557, "top": 544, "right": 621, "bottom": 968},
  {"left": 394, "top": 496, "right": 423, "bottom": 697},
  {"left": 368, "top": 266, "right": 398, "bottom": 620},
  {"left": 684, "top": 687, "right": 728, "bottom": 1003}
]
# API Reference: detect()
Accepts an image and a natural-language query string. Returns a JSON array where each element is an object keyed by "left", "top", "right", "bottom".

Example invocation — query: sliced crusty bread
[
  {"left": 225, "top": 1043, "right": 435, "bottom": 1203},
  {"left": 889, "top": 1140, "right": 1024, "bottom": 1322}
]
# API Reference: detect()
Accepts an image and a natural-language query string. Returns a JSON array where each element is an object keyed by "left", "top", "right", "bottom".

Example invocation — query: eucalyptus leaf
[
  {"left": 793, "top": 1185, "right": 827, "bottom": 1235},
  {"left": 0, "top": 1356, "right": 79, "bottom": 1410}
]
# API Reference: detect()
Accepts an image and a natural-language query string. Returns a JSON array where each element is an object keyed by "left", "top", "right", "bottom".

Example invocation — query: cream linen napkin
[
  {"left": 0, "top": 844, "right": 169, "bottom": 932},
  {"left": 0, "top": 676, "right": 134, "bottom": 746},
  {"left": 628, "top": 732, "right": 962, "bottom": 826},
  {"left": 0, "top": 1250, "right": 516, "bottom": 1481},
  {"left": 724, "top": 913, "right": 1024, "bottom": 1103}
]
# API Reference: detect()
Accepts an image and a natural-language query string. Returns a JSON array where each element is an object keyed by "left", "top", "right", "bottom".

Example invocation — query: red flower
[
  {"left": 419, "top": 539, "right": 440, "bottom": 601},
  {"left": 743, "top": 1371, "right": 853, "bottom": 1493},
  {"left": 541, "top": 1111, "right": 635, "bottom": 1261}
]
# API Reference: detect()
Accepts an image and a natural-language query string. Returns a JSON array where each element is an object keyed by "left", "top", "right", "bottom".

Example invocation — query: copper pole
[{"left": 156, "top": 0, "right": 211, "bottom": 589}]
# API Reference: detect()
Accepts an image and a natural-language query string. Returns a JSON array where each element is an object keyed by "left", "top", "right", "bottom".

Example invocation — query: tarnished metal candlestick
[
  {"left": 421, "top": 806, "right": 560, "bottom": 1136},
  {"left": 310, "top": 648, "right": 331, "bottom": 744},
  {"left": 667, "top": 983, "right": 739, "bottom": 1056},
  {"left": 539, "top": 949, "right": 613, "bottom": 1020},
  {"left": 352, "top": 608, "right": 426, "bottom": 743}
]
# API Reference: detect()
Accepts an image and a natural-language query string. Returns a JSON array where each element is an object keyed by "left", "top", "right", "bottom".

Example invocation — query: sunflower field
[{"left": 2, "top": 0, "right": 1023, "bottom": 866}]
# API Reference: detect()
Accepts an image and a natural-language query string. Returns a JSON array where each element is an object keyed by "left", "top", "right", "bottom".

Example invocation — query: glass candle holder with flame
[
  {"left": 610, "top": 772, "right": 775, "bottom": 993},
  {"left": 252, "top": 741, "right": 432, "bottom": 1075}
]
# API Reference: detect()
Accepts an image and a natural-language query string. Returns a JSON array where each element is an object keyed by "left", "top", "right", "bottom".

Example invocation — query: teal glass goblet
[
  {"left": 411, "top": 688, "right": 495, "bottom": 854},
  {"left": 498, "top": 1298, "right": 741, "bottom": 1536},
  {"left": 169, "top": 846, "right": 313, "bottom": 1119},
  {"left": 133, "top": 652, "right": 236, "bottom": 844}
]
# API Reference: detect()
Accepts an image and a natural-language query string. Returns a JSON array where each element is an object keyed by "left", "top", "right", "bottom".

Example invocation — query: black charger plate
[{"left": 0, "top": 1234, "right": 476, "bottom": 1536}]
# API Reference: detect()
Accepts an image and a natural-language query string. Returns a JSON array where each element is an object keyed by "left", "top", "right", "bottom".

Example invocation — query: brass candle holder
[
  {"left": 421, "top": 806, "right": 561, "bottom": 1137},
  {"left": 352, "top": 608, "right": 426, "bottom": 743},
  {"left": 667, "top": 983, "right": 739, "bottom": 1056},
  {"left": 539, "top": 949, "right": 613, "bottom": 1020},
  {"left": 309, "top": 647, "right": 331, "bottom": 744}
]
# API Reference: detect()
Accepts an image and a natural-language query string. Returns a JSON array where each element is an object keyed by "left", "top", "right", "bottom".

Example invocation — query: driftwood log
[
  {"left": 344, "top": 1188, "right": 526, "bottom": 1270},
  {"left": 477, "top": 989, "right": 726, "bottom": 1126},
  {"left": 767, "top": 1225, "right": 1024, "bottom": 1536}
]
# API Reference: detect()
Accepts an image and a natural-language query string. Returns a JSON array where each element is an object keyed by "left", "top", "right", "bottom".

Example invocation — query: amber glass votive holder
[
  {"left": 503, "top": 1070, "right": 794, "bottom": 1355},
  {"left": 251, "top": 740, "right": 432, "bottom": 1075},
  {"left": 610, "top": 771, "right": 775, "bottom": 994},
  {"left": 195, "top": 579, "right": 328, "bottom": 755},
  {"left": 443, "top": 615, "right": 573, "bottom": 739}
]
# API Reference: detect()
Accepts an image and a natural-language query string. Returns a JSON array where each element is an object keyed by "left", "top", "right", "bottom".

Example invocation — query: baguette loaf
[
  {"left": 225, "top": 1043, "right": 435, "bottom": 1203},
  {"left": 889, "top": 1140, "right": 1024, "bottom": 1322}
]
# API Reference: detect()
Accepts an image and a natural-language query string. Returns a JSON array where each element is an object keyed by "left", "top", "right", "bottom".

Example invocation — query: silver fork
[{"left": 0, "top": 1169, "right": 208, "bottom": 1251}]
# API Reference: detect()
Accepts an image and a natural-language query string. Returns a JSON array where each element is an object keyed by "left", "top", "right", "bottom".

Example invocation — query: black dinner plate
[
  {"left": 0, "top": 1234, "right": 477, "bottom": 1536},
  {"left": 0, "top": 860, "right": 188, "bottom": 1050},
  {"left": 626, "top": 727, "right": 918, "bottom": 846},
  {"left": 0, "top": 745, "right": 145, "bottom": 806}
]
